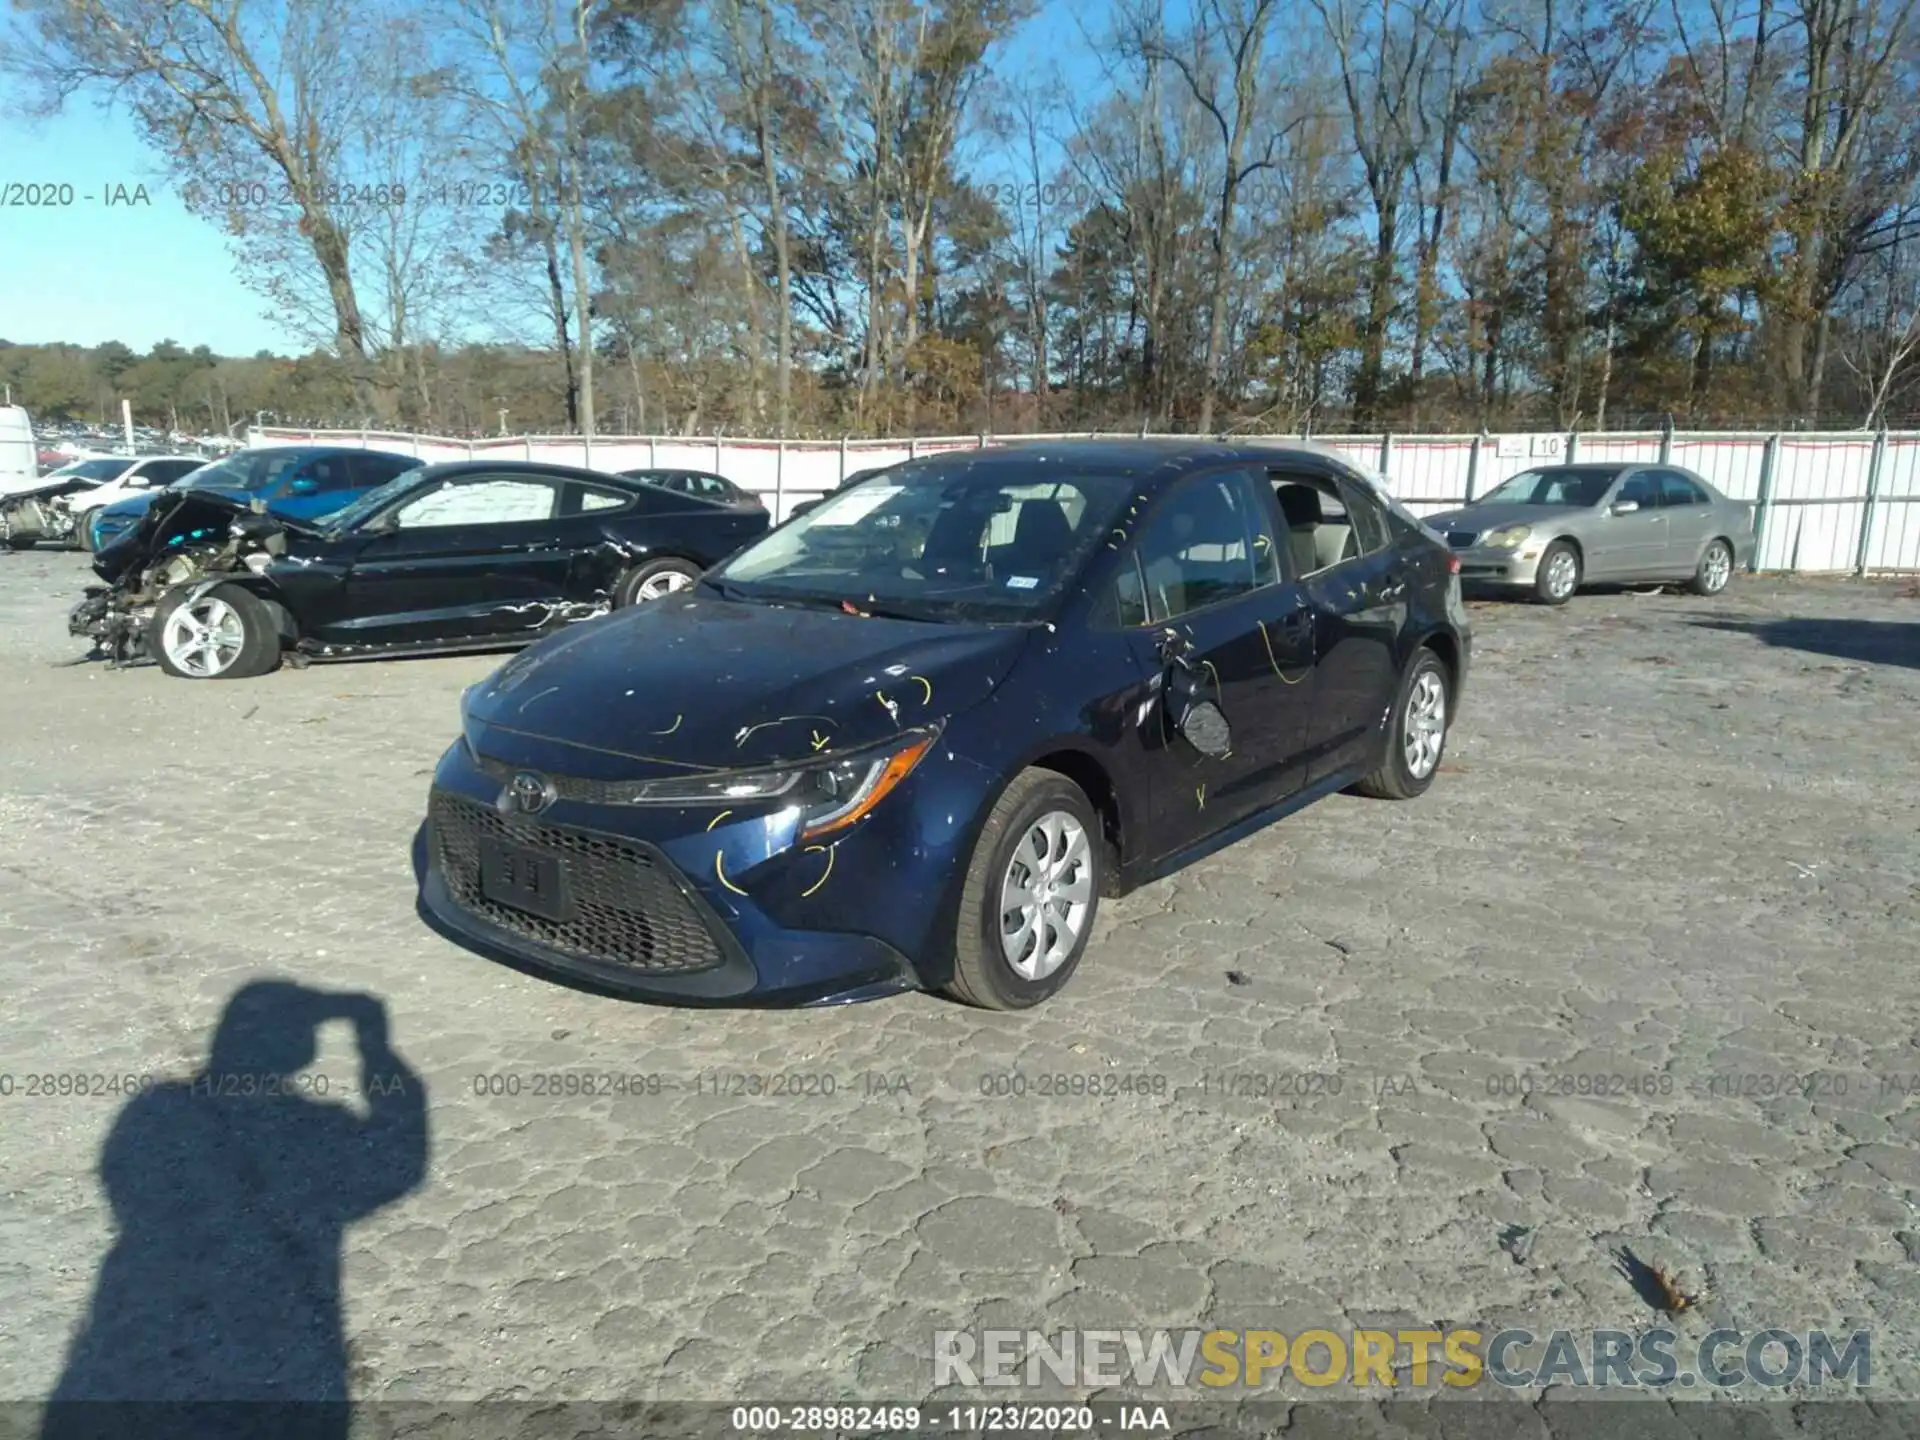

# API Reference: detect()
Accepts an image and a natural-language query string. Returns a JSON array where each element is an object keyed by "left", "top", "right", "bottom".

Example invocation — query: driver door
[{"left": 324, "top": 472, "right": 572, "bottom": 647}]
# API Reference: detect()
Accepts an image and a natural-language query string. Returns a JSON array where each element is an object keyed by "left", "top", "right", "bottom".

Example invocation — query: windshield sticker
[
  {"left": 1005, "top": 574, "right": 1039, "bottom": 590},
  {"left": 809, "top": 485, "right": 903, "bottom": 524}
]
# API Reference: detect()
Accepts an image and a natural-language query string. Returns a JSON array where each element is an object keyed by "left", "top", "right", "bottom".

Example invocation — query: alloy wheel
[
  {"left": 1403, "top": 669, "right": 1447, "bottom": 780},
  {"left": 161, "top": 596, "right": 246, "bottom": 677},
  {"left": 1542, "top": 549, "right": 1578, "bottom": 601},
  {"left": 999, "top": 810, "right": 1094, "bottom": 980},
  {"left": 637, "top": 570, "right": 694, "bottom": 601},
  {"left": 1701, "top": 542, "right": 1732, "bottom": 593}
]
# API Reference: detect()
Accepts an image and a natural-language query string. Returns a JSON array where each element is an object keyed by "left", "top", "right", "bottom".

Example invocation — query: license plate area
[{"left": 478, "top": 837, "right": 574, "bottom": 922}]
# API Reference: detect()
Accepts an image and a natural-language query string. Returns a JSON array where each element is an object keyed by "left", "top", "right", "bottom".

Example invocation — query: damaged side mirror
[{"left": 1157, "top": 629, "right": 1231, "bottom": 759}]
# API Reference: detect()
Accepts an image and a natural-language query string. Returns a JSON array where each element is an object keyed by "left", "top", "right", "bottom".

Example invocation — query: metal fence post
[
  {"left": 840, "top": 434, "right": 849, "bottom": 481},
  {"left": 774, "top": 439, "right": 785, "bottom": 519},
  {"left": 1566, "top": 430, "right": 1580, "bottom": 463},
  {"left": 1856, "top": 428, "right": 1888, "bottom": 577},
  {"left": 521, "top": 437, "right": 530, "bottom": 461},
  {"left": 977, "top": 431, "right": 987, "bottom": 451},
  {"left": 648, "top": 436, "right": 658, "bottom": 466},
  {"left": 715, "top": 431, "right": 724, "bottom": 474},
  {"left": 909, "top": 437, "right": 919, "bottom": 460},
  {"left": 1379, "top": 430, "right": 1393, "bottom": 475},
  {"left": 1750, "top": 433, "right": 1780, "bottom": 572},
  {"left": 1464, "top": 433, "right": 1483, "bottom": 504},
  {"left": 1659, "top": 415, "right": 1674, "bottom": 464}
]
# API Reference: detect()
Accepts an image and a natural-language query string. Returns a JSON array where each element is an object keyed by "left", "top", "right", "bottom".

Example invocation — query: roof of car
[
  {"left": 411, "top": 459, "right": 636, "bottom": 484},
  {"left": 893, "top": 437, "right": 1372, "bottom": 484}
]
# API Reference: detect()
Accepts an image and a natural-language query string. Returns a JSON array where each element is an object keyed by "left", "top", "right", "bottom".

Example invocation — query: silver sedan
[{"left": 1424, "top": 463, "right": 1756, "bottom": 605}]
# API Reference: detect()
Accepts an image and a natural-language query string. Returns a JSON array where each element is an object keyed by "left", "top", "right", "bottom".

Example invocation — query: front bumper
[
  {"left": 1452, "top": 543, "right": 1544, "bottom": 587},
  {"left": 417, "top": 734, "right": 969, "bottom": 1006}
]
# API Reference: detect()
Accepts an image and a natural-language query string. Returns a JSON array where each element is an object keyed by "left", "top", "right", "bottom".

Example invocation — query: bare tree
[{"left": 8, "top": 0, "right": 411, "bottom": 416}]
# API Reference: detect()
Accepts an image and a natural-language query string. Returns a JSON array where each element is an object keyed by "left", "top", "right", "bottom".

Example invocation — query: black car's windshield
[
  {"left": 317, "top": 471, "right": 426, "bottom": 533},
  {"left": 714, "top": 463, "right": 1135, "bottom": 622},
  {"left": 56, "top": 459, "right": 136, "bottom": 482},
  {"left": 1477, "top": 467, "right": 1620, "bottom": 508},
  {"left": 167, "top": 451, "right": 308, "bottom": 494}
]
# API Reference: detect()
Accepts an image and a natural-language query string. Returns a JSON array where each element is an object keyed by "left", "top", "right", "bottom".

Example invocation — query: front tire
[
  {"left": 150, "top": 583, "right": 282, "bottom": 680},
  {"left": 1354, "top": 648, "right": 1451, "bottom": 801},
  {"left": 615, "top": 557, "right": 702, "bottom": 606},
  {"left": 1533, "top": 540, "right": 1580, "bottom": 605},
  {"left": 1688, "top": 538, "right": 1734, "bottom": 596},
  {"left": 948, "top": 770, "right": 1103, "bottom": 1010}
]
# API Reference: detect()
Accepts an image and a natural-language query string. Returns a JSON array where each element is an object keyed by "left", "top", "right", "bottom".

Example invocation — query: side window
[
  {"left": 392, "top": 476, "right": 558, "bottom": 529},
  {"left": 1656, "top": 471, "right": 1706, "bottom": 507},
  {"left": 560, "top": 481, "right": 631, "bottom": 516},
  {"left": 1117, "top": 469, "right": 1280, "bottom": 625},
  {"left": 1615, "top": 472, "right": 1658, "bottom": 508},
  {"left": 1336, "top": 476, "right": 1392, "bottom": 556},
  {"left": 149, "top": 460, "right": 199, "bottom": 484},
  {"left": 302, "top": 455, "right": 359, "bottom": 493}
]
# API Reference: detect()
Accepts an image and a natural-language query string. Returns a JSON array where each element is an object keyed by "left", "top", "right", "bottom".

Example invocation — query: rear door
[
  {"left": 1113, "top": 466, "right": 1320, "bottom": 860},
  {"left": 1653, "top": 468, "right": 1714, "bottom": 574},
  {"left": 327, "top": 472, "right": 571, "bottom": 646},
  {"left": 1276, "top": 471, "right": 1406, "bottom": 785}
]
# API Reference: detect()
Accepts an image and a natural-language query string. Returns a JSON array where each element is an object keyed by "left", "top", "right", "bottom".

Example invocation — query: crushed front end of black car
[{"left": 69, "top": 492, "right": 294, "bottom": 665}]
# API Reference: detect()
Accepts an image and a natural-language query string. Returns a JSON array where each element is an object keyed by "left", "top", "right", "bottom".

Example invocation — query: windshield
[
  {"left": 168, "top": 451, "right": 312, "bottom": 494},
  {"left": 317, "top": 470, "right": 425, "bottom": 533},
  {"left": 1477, "top": 467, "right": 1620, "bottom": 508},
  {"left": 55, "top": 459, "right": 135, "bottom": 482},
  {"left": 713, "top": 462, "right": 1135, "bottom": 622}
]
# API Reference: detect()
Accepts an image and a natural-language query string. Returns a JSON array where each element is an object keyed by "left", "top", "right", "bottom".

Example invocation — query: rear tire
[
  {"left": 1533, "top": 540, "right": 1580, "bottom": 605},
  {"left": 1687, "top": 538, "right": 1734, "bottom": 596},
  {"left": 948, "top": 770, "right": 1103, "bottom": 1010},
  {"left": 150, "top": 582, "right": 282, "bottom": 680},
  {"left": 1353, "top": 649, "right": 1451, "bottom": 801},
  {"left": 615, "top": 557, "right": 702, "bottom": 606}
]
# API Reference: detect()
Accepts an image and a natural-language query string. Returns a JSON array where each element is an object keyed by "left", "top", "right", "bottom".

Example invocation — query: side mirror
[
  {"left": 1610, "top": 500, "right": 1640, "bottom": 516},
  {"left": 1157, "top": 630, "right": 1232, "bottom": 759},
  {"left": 287, "top": 475, "right": 321, "bottom": 496}
]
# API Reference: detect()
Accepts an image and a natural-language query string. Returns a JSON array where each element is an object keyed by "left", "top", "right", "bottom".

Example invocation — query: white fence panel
[{"left": 250, "top": 425, "right": 1920, "bottom": 572}]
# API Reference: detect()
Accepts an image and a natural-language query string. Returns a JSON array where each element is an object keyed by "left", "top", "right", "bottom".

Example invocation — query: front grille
[
  {"left": 470, "top": 751, "right": 710, "bottom": 806},
  {"left": 1446, "top": 530, "right": 1478, "bottom": 549},
  {"left": 430, "top": 790, "right": 726, "bottom": 974}
]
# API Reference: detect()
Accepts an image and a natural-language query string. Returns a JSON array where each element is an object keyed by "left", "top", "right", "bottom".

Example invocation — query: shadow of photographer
[{"left": 40, "top": 980, "right": 429, "bottom": 1440}]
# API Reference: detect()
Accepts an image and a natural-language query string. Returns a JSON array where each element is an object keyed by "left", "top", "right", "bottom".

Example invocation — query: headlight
[
  {"left": 619, "top": 724, "right": 940, "bottom": 839},
  {"left": 1483, "top": 523, "right": 1531, "bottom": 549}
]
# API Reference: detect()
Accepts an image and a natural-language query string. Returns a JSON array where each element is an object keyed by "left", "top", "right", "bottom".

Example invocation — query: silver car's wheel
[
  {"left": 615, "top": 557, "right": 702, "bottom": 606},
  {"left": 160, "top": 595, "right": 247, "bottom": 677},
  {"left": 999, "top": 810, "right": 1094, "bottom": 981},
  {"left": 1690, "top": 539, "right": 1733, "bottom": 596},
  {"left": 1538, "top": 543, "right": 1579, "bottom": 603},
  {"left": 1403, "top": 668, "right": 1447, "bottom": 780}
]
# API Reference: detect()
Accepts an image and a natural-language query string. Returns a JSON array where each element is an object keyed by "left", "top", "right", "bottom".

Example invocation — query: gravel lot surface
[{"left": 1, "top": 548, "right": 1917, "bottom": 1434}]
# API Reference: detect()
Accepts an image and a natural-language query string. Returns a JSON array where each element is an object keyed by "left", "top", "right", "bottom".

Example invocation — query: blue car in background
[{"left": 88, "top": 446, "right": 424, "bottom": 551}]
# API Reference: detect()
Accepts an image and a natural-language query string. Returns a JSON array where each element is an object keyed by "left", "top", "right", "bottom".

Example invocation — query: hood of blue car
[{"left": 464, "top": 592, "right": 1034, "bottom": 772}]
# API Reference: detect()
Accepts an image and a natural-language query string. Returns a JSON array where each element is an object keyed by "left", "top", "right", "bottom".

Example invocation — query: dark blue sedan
[
  {"left": 87, "top": 445, "right": 422, "bottom": 551},
  {"left": 418, "top": 440, "right": 1472, "bottom": 1009}
]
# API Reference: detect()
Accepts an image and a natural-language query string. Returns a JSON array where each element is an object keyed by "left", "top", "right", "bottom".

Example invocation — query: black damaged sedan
[
  {"left": 420, "top": 440, "right": 1471, "bottom": 1009},
  {"left": 70, "top": 461, "right": 769, "bottom": 677}
]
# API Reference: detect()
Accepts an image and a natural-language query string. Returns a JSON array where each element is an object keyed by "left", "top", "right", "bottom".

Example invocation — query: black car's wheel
[
  {"left": 1532, "top": 540, "right": 1581, "bottom": 605},
  {"left": 948, "top": 769, "right": 1103, "bottom": 1011},
  {"left": 615, "top": 557, "right": 702, "bottom": 606},
  {"left": 1687, "top": 537, "right": 1735, "bottom": 596},
  {"left": 1353, "top": 648, "right": 1451, "bottom": 801},
  {"left": 150, "top": 583, "right": 282, "bottom": 680}
]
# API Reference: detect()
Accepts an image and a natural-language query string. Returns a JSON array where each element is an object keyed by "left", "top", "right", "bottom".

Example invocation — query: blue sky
[
  {"left": 0, "top": 103, "right": 294, "bottom": 354},
  {"left": 0, "top": 1, "right": 1113, "bottom": 359}
]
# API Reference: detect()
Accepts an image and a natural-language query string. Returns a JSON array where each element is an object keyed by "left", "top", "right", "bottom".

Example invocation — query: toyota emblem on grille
[{"left": 500, "top": 771, "right": 558, "bottom": 815}]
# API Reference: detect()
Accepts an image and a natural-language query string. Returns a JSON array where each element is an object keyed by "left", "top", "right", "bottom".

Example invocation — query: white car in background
[{"left": 1, "top": 455, "right": 208, "bottom": 550}]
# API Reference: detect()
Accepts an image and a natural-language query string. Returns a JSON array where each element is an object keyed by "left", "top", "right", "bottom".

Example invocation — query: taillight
[{"left": 1447, "top": 553, "right": 1461, "bottom": 575}]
